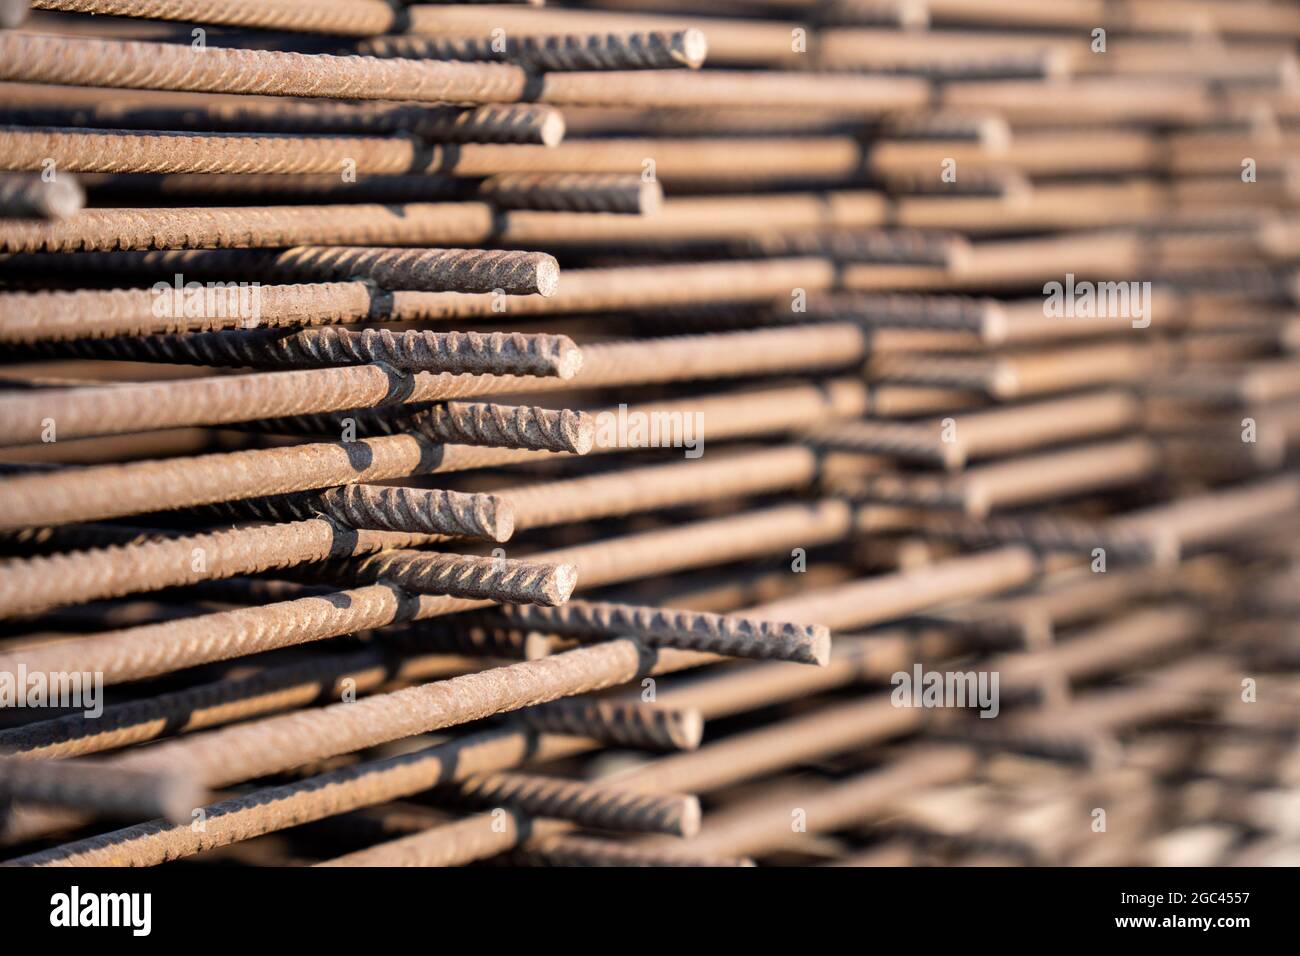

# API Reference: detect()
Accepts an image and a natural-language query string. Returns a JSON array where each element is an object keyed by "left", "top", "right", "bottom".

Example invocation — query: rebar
[
  {"left": 487, "top": 599, "right": 831, "bottom": 665},
  {"left": 0, "top": 3, "right": 1293, "bottom": 876},
  {"left": 354, "top": 29, "right": 709, "bottom": 72},
  {"left": 0, "top": 34, "right": 527, "bottom": 103}
]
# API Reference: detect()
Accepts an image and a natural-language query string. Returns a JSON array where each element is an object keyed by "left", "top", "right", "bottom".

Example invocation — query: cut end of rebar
[
  {"left": 482, "top": 494, "right": 516, "bottom": 543},
  {"left": 567, "top": 410, "right": 596, "bottom": 455},
  {"left": 553, "top": 336, "right": 584, "bottom": 380},
  {"left": 535, "top": 254, "right": 561, "bottom": 298},
  {"left": 676, "top": 29, "right": 709, "bottom": 70},
  {"left": 678, "top": 795, "right": 703, "bottom": 837},
  {"left": 548, "top": 562, "right": 579, "bottom": 605},
  {"left": 639, "top": 177, "right": 665, "bottom": 216},
  {"left": 806, "top": 624, "right": 832, "bottom": 667},
  {"left": 669, "top": 707, "right": 706, "bottom": 750},
  {"left": 539, "top": 110, "right": 566, "bottom": 147}
]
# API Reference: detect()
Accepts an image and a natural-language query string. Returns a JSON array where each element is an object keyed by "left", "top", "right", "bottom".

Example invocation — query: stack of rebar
[{"left": 0, "top": 0, "right": 1297, "bottom": 869}]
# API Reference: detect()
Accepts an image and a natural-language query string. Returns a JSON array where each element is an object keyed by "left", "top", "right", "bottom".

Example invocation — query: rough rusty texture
[
  {"left": 0, "top": 282, "right": 376, "bottom": 344},
  {"left": 213, "top": 486, "right": 515, "bottom": 542},
  {"left": 0, "top": 203, "right": 497, "bottom": 253},
  {"left": 517, "top": 699, "right": 704, "bottom": 751},
  {"left": 479, "top": 173, "right": 662, "bottom": 214},
  {"left": 434, "top": 771, "right": 699, "bottom": 836},
  {"left": 0, "top": 101, "right": 565, "bottom": 146},
  {"left": 489, "top": 599, "right": 832, "bottom": 665},
  {"left": 30, "top": 0, "right": 400, "bottom": 36},
  {"left": 0, "top": 34, "right": 527, "bottom": 102},
  {"left": 411, "top": 403, "right": 596, "bottom": 454},
  {"left": 355, "top": 29, "right": 708, "bottom": 72},
  {"left": 329, "top": 549, "right": 578, "bottom": 607},
  {"left": 47, "top": 328, "right": 583, "bottom": 377}
]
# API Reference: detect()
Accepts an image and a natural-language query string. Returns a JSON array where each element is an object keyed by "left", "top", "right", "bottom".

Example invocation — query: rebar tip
[
  {"left": 535, "top": 254, "right": 561, "bottom": 297},
  {"left": 549, "top": 563, "right": 579, "bottom": 604},
  {"left": 679, "top": 794, "right": 703, "bottom": 838},
  {"left": 672, "top": 707, "right": 706, "bottom": 750},
  {"left": 43, "top": 175, "right": 85, "bottom": 220},
  {"left": 676, "top": 28, "right": 709, "bottom": 70},
  {"left": 566, "top": 410, "right": 596, "bottom": 454},
  {"left": 639, "top": 178, "right": 665, "bottom": 216},
  {"left": 554, "top": 337, "right": 584, "bottom": 380},
  {"left": 807, "top": 624, "right": 833, "bottom": 667},
  {"left": 481, "top": 493, "right": 516, "bottom": 543},
  {"left": 539, "top": 110, "right": 566, "bottom": 148},
  {"left": 158, "top": 773, "right": 209, "bottom": 826}
]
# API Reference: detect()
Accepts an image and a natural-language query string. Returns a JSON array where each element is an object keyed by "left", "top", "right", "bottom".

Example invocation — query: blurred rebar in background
[{"left": 0, "top": 0, "right": 1298, "bottom": 869}]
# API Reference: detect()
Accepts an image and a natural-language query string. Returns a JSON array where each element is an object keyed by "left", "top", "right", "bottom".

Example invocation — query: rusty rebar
[
  {"left": 53, "top": 328, "right": 583, "bottom": 377},
  {"left": 324, "top": 549, "right": 577, "bottom": 607},
  {"left": 214, "top": 485, "right": 515, "bottom": 542},
  {"left": 354, "top": 29, "right": 708, "bottom": 72},
  {"left": 29, "top": 0, "right": 400, "bottom": 36},
  {"left": 0, "top": 34, "right": 527, "bottom": 102},
  {"left": 487, "top": 599, "right": 831, "bottom": 665},
  {"left": 516, "top": 699, "right": 703, "bottom": 751},
  {"left": 0, "top": 282, "right": 377, "bottom": 344},
  {"left": 435, "top": 771, "right": 699, "bottom": 835},
  {"left": 410, "top": 403, "right": 595, "bottom": 454},
  {"left": 0, "top": 203, "right": 498, "bottom": 253},
  {"left": 479, "top": 173, "right": 662, "bottom": 214}
]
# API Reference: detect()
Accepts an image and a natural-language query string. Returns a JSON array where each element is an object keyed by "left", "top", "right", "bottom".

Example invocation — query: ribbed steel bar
[
  {"left": 487, "top": 599, "right": 832, "bottom": 665},
  {"left": 28, "top": 329, "right": 583, "bottom": 377},
  {"left": 0, "top": 203, "right": 498, "bottom": 253},
  {"left": 478, "top": 173, "right": 661, "bottom": 214},
  {"left": 0, "top": 99, "right": 566, "bottom": 145},
  {"left": 354, "top": 29, "right": 708, "bottom": 72},
  {"left": 0, "top": 282, "right": 377, "bottom": 344},
  {"left": 29, "top": 0, "right": 401, "bottom": 36},
  {"left": 0, "top": 34, "right": 528, "bottom": 102},
  {"left": 0, "top": 517, "right": 570, "bottom": 619},
  {"left": 516, "top": 699, "right": 703, "bottom": 751}
]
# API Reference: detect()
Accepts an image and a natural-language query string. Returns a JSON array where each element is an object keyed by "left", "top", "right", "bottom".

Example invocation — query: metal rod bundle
[{"left": 0, "top": 0, "right": 1296, "bottom": 875}]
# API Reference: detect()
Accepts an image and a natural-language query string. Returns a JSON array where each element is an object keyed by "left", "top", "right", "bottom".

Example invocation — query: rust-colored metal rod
[
  {"left": 0, "top": 647, "right": 466, "bottom": 760},
  {"left": 0, "top": 585, "right": 419, "bottom": 686},
  {"left": 9, "top": 252, "right": 835, "bottom": 317},
  {"left": 0, "top": 34, "right": 528, "bottom": 103},
  {"left": 355, "top": 29, "right": 708, "bottom": 72},
  {"left": 0, "top": 99, "right": 566, "bottom": 145},
  {"left": 32, "top": 329, "right": 583, "bottom": 378},
  {"left": 0, "top": 203, "right": 499, "bottom": 254},
  {"left": 220, "top": 485, "right": 515, "bottom": 542},
  {"left": 3, "top": 728, "right": 547, "bottom": 866},
  {"left": 319, "top": 549, "right": 577, "bottom": 607},
  {"left": 0, "top": 126, "right": 428, "bottom": 176},
  {"left": 0, "top": 380, "right": 858, "bottom": 530},
  {"left": 29, "top": 0, "right": 400, "bottom": 35},
  {"left": 0, "top": 172, "right": 82, "bottom": 220},
  {"left": 411, "top": 403, "right": 595, "bottom": 454},
  {"left": 0, "top": 363, "right": 421, "bottom": 447},
  {"left": 516, "top": 699, "right": 703, "bottom": 751},
  {"left": 436, "top": 772, "right": 699, "bottom": 836},
  {"left": 0, "top": 755, "right": 205, "bottom": 827},
  {"left": 0, "top": 517, "right": 571, "bottom": 619},
  {"left": 487, "top": 599, "right": 831, "bottom": 665},
  {"left": 0, "top": 282, "right": 377, "bottom": 344},
  {"left": 478, "top": 172, "right": 662, "bottom": 214}
]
